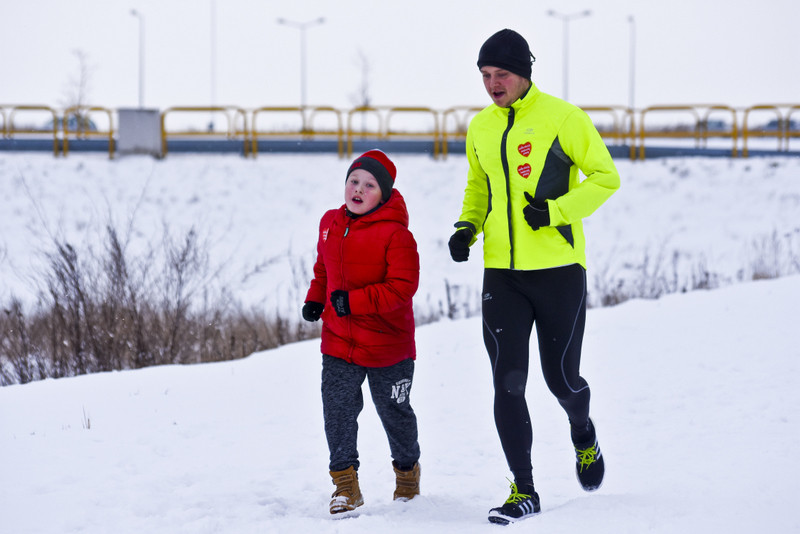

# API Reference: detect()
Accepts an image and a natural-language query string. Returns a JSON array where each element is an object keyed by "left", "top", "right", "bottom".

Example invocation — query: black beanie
[
  {"left": 346, "top": 149, "right": 397, "bottom": 202},
  {"left": 477, "top": 29, "right": 534, "bottom": 80}
]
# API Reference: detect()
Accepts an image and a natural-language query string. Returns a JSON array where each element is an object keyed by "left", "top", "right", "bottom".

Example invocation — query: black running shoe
[
  {"left": 487, "top": 482, "right": 541, "bottom": 525},
  {"left": 573, "top": 419, "right": 605, "bottom": 491}
]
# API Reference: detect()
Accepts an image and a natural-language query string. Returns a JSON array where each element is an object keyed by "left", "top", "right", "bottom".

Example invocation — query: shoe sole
[
  {"left": 488, "top": 510, "right": 541, "bottom": 525},
  {"left": 330, "top": 497, "right": 364, "bottom": 515}
]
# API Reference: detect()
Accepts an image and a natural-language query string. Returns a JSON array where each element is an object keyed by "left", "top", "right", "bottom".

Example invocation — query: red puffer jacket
[{"left": 305, "top": 189, "right": 419, "bottom": 367}]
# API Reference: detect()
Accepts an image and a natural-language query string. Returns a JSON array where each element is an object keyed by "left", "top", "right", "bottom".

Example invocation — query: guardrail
[
  {"left": 250, "top": 106, "right": 344, "bottom": 156},
  {"left": 5, "top": 105, "right": 60, "bottom": 155},
  {"left": 2, "top": 103, "right": 799, "bottom": 160},
  {"left": 160, "top": 106, "right": 249, "bottom": 157},
  {"left": 63, "top": 106, "right": 115, "bottom": 158}
]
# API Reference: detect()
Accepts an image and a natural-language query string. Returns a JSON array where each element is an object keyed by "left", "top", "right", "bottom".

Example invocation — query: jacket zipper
[
  {"left": 501, "top": 107, "right": 516, "bottom": 269},
  {"left": 340, "top": 220, "right": 355, "bottom": 362}
]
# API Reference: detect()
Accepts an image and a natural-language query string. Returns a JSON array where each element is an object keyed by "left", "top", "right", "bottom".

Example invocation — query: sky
[{"left": 2, "top": 0, "right": 799, "bottom": 113}]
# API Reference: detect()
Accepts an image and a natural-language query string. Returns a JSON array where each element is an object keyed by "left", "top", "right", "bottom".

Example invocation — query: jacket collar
[{"left": 508, "top": 81, "right": 540, "bottom": 113}]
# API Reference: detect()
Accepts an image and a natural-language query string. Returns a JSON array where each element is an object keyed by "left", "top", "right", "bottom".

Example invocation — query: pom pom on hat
[
  {"left": 477, "top": 29, "right": 535, "bottom": 80},
  {"left": 346, "top": 149, "right": 397, "bottom": 202}
]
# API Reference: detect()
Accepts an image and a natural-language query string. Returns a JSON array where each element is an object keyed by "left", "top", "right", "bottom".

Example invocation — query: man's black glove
[
  {"left": 448, "top": 228, "right": 473, "bottom": 262},
  {"left": 523, "top": 192, "right": 550, "bottom": 231},
  {"left": 330, "top": 290, "right": 351, "bottom": 317},
  {"left": 302, "top": 301, "right": 324, "bottom": 322}
]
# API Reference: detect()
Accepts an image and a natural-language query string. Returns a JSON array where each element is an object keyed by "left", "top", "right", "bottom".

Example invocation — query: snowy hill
[
  {"left": 1, "top": 152, "right": 799, "bottom": 532},
  {"left": 1, "top": 274, "right": 798, "bottom": 533}
]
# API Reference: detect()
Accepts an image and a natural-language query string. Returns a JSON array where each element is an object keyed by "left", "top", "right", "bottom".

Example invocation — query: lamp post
[
  {"left": 628, "top": 15, "right": 636, "bottom": 111},
  {"left": 546, "top": 9, "right": 591, "bottom": 102},
  {"left": 276, "top": 17, "right": 325, "bottom": 112},
  {"left": 130, "top": 9, "right": 145, "bottom": 108},
  {"left": 209, "top": 0, "right": 217, "bottom": 131}
]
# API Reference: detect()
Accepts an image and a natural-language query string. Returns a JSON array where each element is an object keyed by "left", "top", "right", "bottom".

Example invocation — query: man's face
[{"left": 480, "top": 66, "right": 530, "bottom": 108}]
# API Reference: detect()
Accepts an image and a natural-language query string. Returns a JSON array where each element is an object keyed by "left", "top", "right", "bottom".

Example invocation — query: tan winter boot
[
  {"left": 393, "top": 462, "right": 421, "bottom": 501},
  {"left": 329, "top": 465, "right": 364, "bottom": 514}
]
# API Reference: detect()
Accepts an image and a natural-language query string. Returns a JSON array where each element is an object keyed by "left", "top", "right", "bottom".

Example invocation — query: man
[{"left": 448, "top": 28, "right": 620, "bottom": 525}]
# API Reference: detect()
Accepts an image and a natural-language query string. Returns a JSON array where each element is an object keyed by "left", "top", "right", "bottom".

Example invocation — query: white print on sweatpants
[{"left": 391, "top": 378, "right": 412, "bottom": 404}]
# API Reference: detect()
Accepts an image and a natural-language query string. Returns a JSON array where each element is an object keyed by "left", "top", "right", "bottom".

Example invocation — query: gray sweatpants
[{"left": 321, "top": 354, "right": 420, "bottom": 472}]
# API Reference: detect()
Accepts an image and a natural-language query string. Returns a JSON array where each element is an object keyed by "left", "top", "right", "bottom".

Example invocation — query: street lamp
[
  {"left": 547, "top": 9, "right": 591, "bottom": 102},
  {"left": 628, "top": 15, "right": 636, "bottom": 111},
  {"left": 209, "top": 0, "right": 217, "bottom": 131},
  {"left": 276, "top": 17, "right": 325, "bottom": 112},
  {"left": 130, "top": 9, "right": 145, "bottom": 108}
]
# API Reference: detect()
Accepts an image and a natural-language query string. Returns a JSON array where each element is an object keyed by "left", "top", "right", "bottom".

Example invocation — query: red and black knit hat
[{"left": 346, "top": 149, "right": 397, "bottom": 202}]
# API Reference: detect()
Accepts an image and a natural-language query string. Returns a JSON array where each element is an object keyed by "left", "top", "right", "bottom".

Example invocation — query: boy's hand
[
  {"left": 302, "top": 301, "right": 324, "bottom": 322},
  {"left": 330, "top": 290, "right": 351, "bottom": 317},
  {"left": 448, "top": 228, "right": 473, "bottom": 262},
  {"left": 523, "top": 192, "right": 550, "bottom": 231}
]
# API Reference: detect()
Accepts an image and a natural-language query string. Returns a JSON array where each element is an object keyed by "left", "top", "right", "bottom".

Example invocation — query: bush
[{"left": 0, "top": 223, "right": 320, "bottom": 386}]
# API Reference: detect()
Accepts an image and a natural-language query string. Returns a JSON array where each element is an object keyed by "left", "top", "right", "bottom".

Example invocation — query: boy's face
[
  {"left": 480, "top": 65, "right": 530, "bottom": 108},
  {"left": 345, "top": 168, "right": 383, "bottom": 215}
]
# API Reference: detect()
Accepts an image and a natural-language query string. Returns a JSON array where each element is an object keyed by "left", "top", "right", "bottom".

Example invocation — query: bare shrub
[{"left": 0, "top": 222, "right": 316, "bottom": 386}]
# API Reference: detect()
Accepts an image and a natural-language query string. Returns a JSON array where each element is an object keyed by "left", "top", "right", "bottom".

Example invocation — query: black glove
[
  {"left": 330, "top": 290, "right": 351, "bottom": 317},
  {"left": 302, "top": 301, "right": 324, "bottom": 322},
  {"left": 523, "top": 192, "right": 550, "bottom": 231},
  {"left": 448, "top": 228, "right": 473, "bottom": 262}
]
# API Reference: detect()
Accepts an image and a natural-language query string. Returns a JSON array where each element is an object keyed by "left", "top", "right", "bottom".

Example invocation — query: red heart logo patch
[
  {"left": 517, "top": 163, "right": 531, "bottom": 178},
  {"left": 518, "top": 142, "right": 532, "bottom": 157}
]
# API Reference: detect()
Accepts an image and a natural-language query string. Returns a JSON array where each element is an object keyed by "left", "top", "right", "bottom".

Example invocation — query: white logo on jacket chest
[{"left": 322, "top": 228, "right": 329, "bottom": 242}]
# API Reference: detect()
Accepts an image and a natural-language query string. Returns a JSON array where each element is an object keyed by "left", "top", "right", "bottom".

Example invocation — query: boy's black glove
[
  {"left": 523, "top": 192, "right": 550, "bottom": 231},
  {"left": 330, "top": 290, "right": 351, "bottom": 317},
  {"left": 448, "top": 228, "right": 473, "bottom": 262},
  {"left": 302, "top": 301, "right": 324, "bottom": 322}
]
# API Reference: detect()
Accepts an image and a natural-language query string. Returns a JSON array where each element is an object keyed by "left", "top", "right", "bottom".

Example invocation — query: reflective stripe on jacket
[{"left": 457, "top": 83, "right": 620, "bottom": 270}]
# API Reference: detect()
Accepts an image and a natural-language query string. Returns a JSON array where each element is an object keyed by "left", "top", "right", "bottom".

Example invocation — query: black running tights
[{"left": 481, "top": 264, "right": 591, "bottom": 485}]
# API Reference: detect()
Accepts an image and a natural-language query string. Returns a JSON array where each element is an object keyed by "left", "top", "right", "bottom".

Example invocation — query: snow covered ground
[
  {"left": 2, "top": 153, "right": 800, "bottom": 314},
  {"left": 1, "top": 275, "right": 798, "bottom": 533},
  {"left": 1, "top": 152, "right": 799, "bottom": 532}
]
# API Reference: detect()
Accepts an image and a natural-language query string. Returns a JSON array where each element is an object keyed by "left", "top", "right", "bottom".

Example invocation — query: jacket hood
[{"left": 340, "top": 188, "right": 410, "bottom": 228}]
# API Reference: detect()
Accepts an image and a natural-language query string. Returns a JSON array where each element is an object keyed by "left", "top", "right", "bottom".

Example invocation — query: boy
[{"left": 302, "top": 149, "right": 421, "bottom": 515}]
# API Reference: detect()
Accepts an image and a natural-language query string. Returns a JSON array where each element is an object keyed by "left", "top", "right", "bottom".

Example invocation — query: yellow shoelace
[
  {"left": 576, "top": 444, "right": 598, "bottom": 472},
  {"left": 505, "top": 483, "right": 532, "bottom": 504}
]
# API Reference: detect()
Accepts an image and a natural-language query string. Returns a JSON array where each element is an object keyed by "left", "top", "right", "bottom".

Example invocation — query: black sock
[
  {"left": 514, "top": 481, "right": 535, "bottom": 495},
  {"left": 571, "top": 419, "right": 594, "bottom": 444}
]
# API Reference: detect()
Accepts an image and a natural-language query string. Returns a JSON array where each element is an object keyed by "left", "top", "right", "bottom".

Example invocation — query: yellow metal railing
[
  {"left": 6, "top": 105, "right": 60, "bottom": 155},
  {"left": 581, "top": 106, "right": 636, "bottom": 159},
  {"left": 385, "top": 106, "right": 440, "bottom": 158},
  {"left": 62, "top": 106, "right": 116, "bottom": 159},
  {"left": 440, "top": 106, "right": 484, "bottom": 158},
  {"left": 638, "top": 105, "right": 703, "bottom": 160},
  {"left": 787, "top": 105, "right": 800, "bottom": 152},
  {"left": 346, "top": 106, "right": 387, "bottom": 157},
  {"left": 250, "top": 106, "right": 344, "bottom": 157},
  {"left": 742, "top": 105, "right": 784, "bottom": 157},
  {"left": 2, "top": 103, "right": 800, "bottom": 160},
  {"left": 346, "top": 106, "right": 440, "bottom": 158},
  {"left": 160, "top": 106, "right": 249, "bottom": 156},
  {"left": 699, "top": 105, "right": 739, "bottom": 157}
]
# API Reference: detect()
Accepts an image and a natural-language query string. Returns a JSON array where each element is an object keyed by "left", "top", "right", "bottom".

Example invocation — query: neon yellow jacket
[{"left": 456, "top": 83, "right": 620, "bottom": 270}]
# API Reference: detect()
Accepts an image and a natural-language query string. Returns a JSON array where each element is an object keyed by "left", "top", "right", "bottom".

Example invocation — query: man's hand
[
  {"left": 523, "top": 192, "right": 550, "bottom": 231},
  {"left": 448, "top": 228, "right": 473, "bottom": 262}
]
